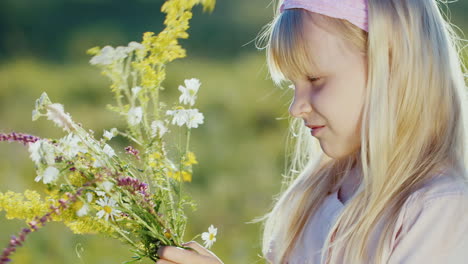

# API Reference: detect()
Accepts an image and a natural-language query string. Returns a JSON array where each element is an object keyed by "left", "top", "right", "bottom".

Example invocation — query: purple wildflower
[
  {"left": 124, "top": 146, "right": 140, "bottom": 160},
  {"left": 117, "top": 176, "right": 149, "bottom": 196},
  {"left": 0, "top": 132, "right": 40, "bottom": 145},
  {"left": 117, "top": 176, "right": 155, "bottom": 214}
]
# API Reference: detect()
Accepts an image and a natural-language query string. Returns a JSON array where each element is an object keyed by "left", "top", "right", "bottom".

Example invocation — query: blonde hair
[{"left": 254, "top": 0, "right": 468, "bottom": 263}]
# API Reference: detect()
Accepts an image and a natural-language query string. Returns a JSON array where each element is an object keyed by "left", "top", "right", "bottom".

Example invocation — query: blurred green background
[{"left": 0, "top": 0, "right": 466, "bottom": 263}]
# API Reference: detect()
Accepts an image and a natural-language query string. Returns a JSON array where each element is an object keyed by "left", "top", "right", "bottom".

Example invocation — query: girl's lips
[{"left": 310, "top": 126, "right": 325, "bottom": 136}]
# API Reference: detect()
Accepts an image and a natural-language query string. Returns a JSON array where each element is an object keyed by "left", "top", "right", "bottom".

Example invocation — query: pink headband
[{"left": 280, "top": 0, "right": 369, "bottom": 32}]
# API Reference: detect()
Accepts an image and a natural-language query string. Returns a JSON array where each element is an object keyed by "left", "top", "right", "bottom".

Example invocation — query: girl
[{"left": 156, "top": 0, "right": 468, "bottom": 263}]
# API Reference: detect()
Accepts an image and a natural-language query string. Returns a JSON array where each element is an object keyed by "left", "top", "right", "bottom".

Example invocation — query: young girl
[{"left": 156, "top": 0, "right": 468, "bottom": 263}]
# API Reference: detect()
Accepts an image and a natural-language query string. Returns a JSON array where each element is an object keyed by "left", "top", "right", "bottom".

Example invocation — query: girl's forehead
[{"left": 300, "top": 15, "right": 355, "bottom": 72}]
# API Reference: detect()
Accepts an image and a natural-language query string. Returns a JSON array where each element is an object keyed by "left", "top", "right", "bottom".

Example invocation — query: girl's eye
[{"left": 307, "top": 76, "right": 321, "bottom": 83}]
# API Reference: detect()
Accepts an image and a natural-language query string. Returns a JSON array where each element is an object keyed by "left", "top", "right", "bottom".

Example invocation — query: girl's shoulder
[
  {"left": 407, "top": 168, "right": 468, "bottom": 206},
  {"left": 387, "top": 169, "right": 468, "bottom": 263}
]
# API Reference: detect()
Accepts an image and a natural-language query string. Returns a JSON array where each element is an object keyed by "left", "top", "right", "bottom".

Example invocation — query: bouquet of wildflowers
[{"left": 0, "top": 0, "right": 218, "bottom": 263}]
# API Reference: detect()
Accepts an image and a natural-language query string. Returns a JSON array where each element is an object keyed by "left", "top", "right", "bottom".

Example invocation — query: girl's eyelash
[{"left": 308, "top": 76, "right": 321, "bottom": 82}]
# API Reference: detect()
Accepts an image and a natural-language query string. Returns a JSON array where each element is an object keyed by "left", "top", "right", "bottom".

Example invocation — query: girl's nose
[{"left": 289, "top": 95, "right": 313, "bottom": 118}]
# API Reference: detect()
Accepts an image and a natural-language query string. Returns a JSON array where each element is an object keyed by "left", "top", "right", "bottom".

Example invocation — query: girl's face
[{"left": 288, "top": 14, "right": 368, "bottom": 159}]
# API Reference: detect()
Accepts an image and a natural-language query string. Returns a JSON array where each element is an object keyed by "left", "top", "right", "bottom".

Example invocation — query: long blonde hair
[{"left": 254, "top": 0, "right": 468, "bottom": 263}]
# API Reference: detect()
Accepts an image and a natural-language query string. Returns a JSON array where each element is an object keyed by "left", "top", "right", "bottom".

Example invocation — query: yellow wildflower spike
[
  {"left": 185, "top": 152, "right": 198, "bottom": 165},
  {"left": 182, "top": 171, "right": 192, "bottom": 182}
]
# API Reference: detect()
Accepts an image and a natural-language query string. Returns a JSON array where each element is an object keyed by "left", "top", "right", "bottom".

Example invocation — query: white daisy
[
  {"left": 35, "top": 166, "right": 60, "bottom": 184},
  {"left": 201, "top": 225, "right": 217, "bottom": 249},
  {"left": 96, "top": 196, "right": 121, "bottom": 221},
  {"left": 28, "top": 140, "right": 43, "bottom": 165},
  {"left": 103, "top": 128, "right": 117, "bottom": 141},
  {"left": 166, "top": 109, "right": 187, "bottom": 127},
  {"left": 185, "top": 109, "right": 204, "bottom": 129},
  {"left": 166, "top": 109, "right": 204, "bottom": 129},
  {"left": 59, "top": 133, "right": 87, "bottom": 159},
  {"left": 127, "top": 107, "right": 143, "bottom": 126},
  {"left": 151, "top": 120, "right": 168, "bottom": 138},
  {"left": 178, "top": 78, "right": 201, "bottom": 106},
  {"left": 28, "top": 140, "right": 56, "bottom": 166}
]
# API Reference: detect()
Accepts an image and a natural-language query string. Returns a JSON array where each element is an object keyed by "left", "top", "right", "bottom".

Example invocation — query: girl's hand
[{"left": 156, "top": 241, "right": 224, "bottom": 264}]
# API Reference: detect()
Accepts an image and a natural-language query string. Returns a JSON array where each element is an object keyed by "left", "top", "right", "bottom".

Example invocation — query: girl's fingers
[
  {"left": 157, "top": 244, "right": 223, "bottom": 264},
  {"left": 182, "top": 241, "right": 212, "bottom": 257},
  {"left": 157, "top": 246, "right": 203, "bottom": 264},
  {"left": 155, "top": 259, "right": 178, "bottom": 264}
]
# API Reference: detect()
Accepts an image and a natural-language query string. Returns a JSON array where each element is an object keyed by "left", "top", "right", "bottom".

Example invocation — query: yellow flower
[
  {"left": 164, "top": 229, "right": 172, "bottom": 239},
  {"left": 68, "top": 170, "right": 87, "bottom": 186},
  {"left": 64, "top": 216, "right": 115, "bottom": 235},
  {"left": 148, "top": 152, "right": 165, "bottom": 168},
  {"left": 184, "top": 152, "right": 198, "bottom": 166},
  {"left": 167, "top": 169, "right": 192, "bottom": 182},
  {"left": 0, "top": 190, "right": 49, "bottom": 221}
]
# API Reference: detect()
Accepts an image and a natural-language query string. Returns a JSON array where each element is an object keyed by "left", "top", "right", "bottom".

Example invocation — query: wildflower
[
  {"left": 34, "top": 166, "right": 60, "bottom": 184},
  {"left": 125, "top": 146, "right": 140, "bottom": 159},
  {"left": 28, "top": 140, "right": 44, "bottom": 165},
  {"left": 103, "top": 144, "right": 116, "bottom": 157},
  {"left": 117, "top": 176, "right": 149, "bottom": 196},
  {"left": 167, "top": 170, "right": 192, "bottom": 182},
  {"left": 89, "top": 46, "right": 128, "bottom": 66},
  {"left": 45, "top": 103, "right": 74, "bottom": 132},
  {"left": 95, "top": 189, "right": 106, "bottom": 197},
  {"left": 127, "top": 41, "right": 145, "bottom": 51},
  {"left": 59, "top": 133, "right": 87, "bottom": 159},
  {"left": 34, "top": 92, "right": 52, "bottom": 112},
  {"left": 28, "top": 139, "right": 56, "bottom": 166},
  {"left": 166, "top": 109, "right": 187, "bottom": 127},
  {"left": 127, "top": 107, "right": 143, "bottom": 126},
  {"left": 178, "top": 78, "right": 200, "bottom": 106},
  {"left": 185, "top": 109, "right": 204, "bottom": 129},
  {"left": 76, "top": 201, "right": 89, "bottom": 217},
  {"left": 101, "top": 181, "right": 114, "bottom": 192},
  {"left": 103, "top": 128, "right": 117, "bottom": 141},
  {"left": 151, "top": 120, "right": 168, "bottom": 138},
  {"left": 0, "top": 132, "right": 40, "bottom": 145},
  {"left": 166, "top": 109, "right": 204, "bottom": 129},
  {"left": 148, "top": 152, "right": 163, "bottom": 168},
  {"left": 28, "top": 139, "right": 55, "bottom": 167},
  {"left": 184, "top": 152, "right": 198, "bottom": 166},
  {"left": 92, "top": 159, "right": 104, "bottom": 168},
  {"left": 114, "top": 46, "right": 129, "bottom": 60},
  {"left": 201, "top": 225, "right": 217, "bottom": 249},
  {"left": 131, "top": 86, "right": 142, "bottom": 98},
  {"left": 164, "top": 228, "right": 172, "bottom": 239},
  {"left": 86, "top": 192, "right": 93, "bottom": 203},
  {"left": 96, "top": 196, "right": 121, "bottom": 222}
]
